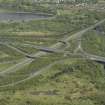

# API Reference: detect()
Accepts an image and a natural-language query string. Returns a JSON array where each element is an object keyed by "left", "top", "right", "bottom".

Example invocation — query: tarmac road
[{"left": 0, "top": 18, "right": 105, "bottom": 87}]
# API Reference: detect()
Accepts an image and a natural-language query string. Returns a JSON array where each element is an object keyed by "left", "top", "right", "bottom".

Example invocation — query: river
[{"left": 0, "top": 12, "right": 52, "bottom": 21}]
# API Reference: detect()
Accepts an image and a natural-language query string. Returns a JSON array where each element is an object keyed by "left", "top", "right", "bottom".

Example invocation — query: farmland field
[{"left": 0, "top": 0, "right": 105, "bottom": 105}]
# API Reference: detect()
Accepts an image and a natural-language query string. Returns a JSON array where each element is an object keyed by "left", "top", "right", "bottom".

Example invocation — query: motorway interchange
[{"left": 0, "top": 13, "right": 105, "bottom": 88}]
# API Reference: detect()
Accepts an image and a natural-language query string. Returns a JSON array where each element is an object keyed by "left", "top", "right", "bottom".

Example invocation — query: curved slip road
[
  {"left": 0, "top": 59, "right": 65, "bottom": 88},
  {"left": 0, "top": 18, "right": 105, "bottom": 87}
]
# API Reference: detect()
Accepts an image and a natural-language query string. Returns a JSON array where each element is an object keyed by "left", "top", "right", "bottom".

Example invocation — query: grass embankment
[
  {"left": 0, "top": 0, "right": 56, "bottom": 14},
  {"left": 82, "top": 23, "right": 105, "bottom": 57},
  {"left": 0, "top": 3, "right": 105, "bottom": 105},
  {"left": 0, "top": 59, "right": 105, "bottom": 105}
]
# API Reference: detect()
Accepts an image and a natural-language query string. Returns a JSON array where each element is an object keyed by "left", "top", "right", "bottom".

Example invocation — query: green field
[{"left": 0, "top": 0, "right": 105, "bottom": 105}]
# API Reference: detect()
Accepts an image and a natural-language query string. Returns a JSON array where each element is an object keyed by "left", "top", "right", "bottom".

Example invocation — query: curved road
[{"left": 0, "top": 18, "right": 105, "bottom": 87}]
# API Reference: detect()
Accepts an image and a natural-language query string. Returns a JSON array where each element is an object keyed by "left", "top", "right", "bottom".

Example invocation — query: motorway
[{"left": 0, "top": 18, "right": 105, "bottom": 87}]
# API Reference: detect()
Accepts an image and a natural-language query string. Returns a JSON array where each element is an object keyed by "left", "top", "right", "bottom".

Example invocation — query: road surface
[{"left": 0, "top": 18, "right": 105, "bottom": 87}]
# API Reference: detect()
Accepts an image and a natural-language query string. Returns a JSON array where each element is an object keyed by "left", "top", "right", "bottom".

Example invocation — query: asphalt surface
[{"left": 0, "top": 17, "right": 105, "bottom": 87}]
